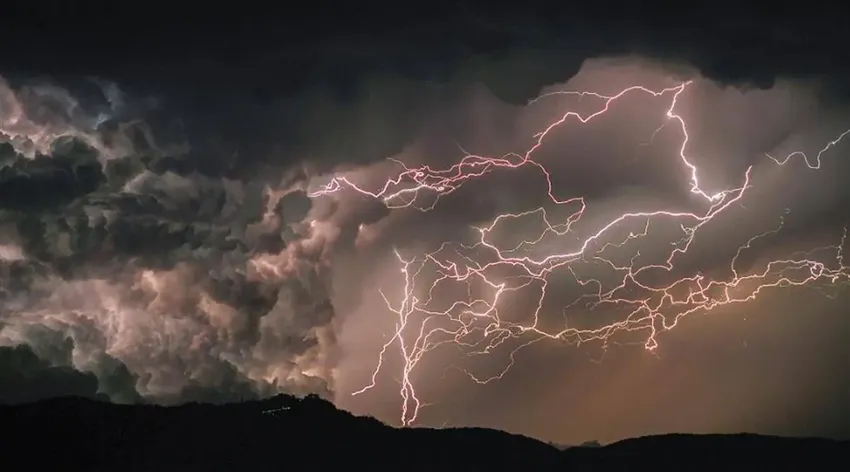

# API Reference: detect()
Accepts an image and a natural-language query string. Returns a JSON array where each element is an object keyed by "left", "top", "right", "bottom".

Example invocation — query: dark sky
[{"left": 1, "top": 2, "right": 849, "bottom": 445}]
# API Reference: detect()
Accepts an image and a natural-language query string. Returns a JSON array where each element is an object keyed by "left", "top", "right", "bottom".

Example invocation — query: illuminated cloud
[{"left": 1, "top": 7, "right": 849, "bottom": 443}]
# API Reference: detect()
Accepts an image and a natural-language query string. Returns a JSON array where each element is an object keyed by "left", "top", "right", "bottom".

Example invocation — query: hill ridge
[{"left": 1, "top": 395, "right": 846, "bottom": 471}]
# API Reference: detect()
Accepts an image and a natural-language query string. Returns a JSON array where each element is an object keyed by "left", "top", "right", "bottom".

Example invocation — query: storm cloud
[{"left": 0, "top": 4, "right": 849, "bottom": 443}]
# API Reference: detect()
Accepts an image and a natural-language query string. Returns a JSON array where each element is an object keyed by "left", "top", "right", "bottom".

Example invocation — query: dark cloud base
[{"left": 4, "top": 4, "right": 849, "bottom": 176}]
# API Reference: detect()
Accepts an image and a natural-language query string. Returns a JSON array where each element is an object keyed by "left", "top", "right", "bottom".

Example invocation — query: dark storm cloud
[
  {"left": 0, "top": 343, "right": 142, "bottom": 404},
  {"left": 0, "top": 3, "right": 847, "bottom": 442},
  {"left": 0, "top": 76, "right": 340, "bottom": 402},
  {"left": 5, "top": 4, "right": 848, "bottom": 177}
]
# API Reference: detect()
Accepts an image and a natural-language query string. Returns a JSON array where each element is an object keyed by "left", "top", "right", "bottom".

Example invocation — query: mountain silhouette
[{"left": 1, "top": 395, "right": 846, "bottom": 471}]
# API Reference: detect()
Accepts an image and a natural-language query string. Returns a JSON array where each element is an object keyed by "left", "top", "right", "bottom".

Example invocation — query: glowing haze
[{"left": 1, "top": 59, "right": 849, "bottom": 443}]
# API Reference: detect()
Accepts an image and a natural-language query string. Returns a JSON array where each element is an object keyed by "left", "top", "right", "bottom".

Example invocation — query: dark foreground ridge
[{"left": 1, "top": 396, "right": 846, "bottom": 471}]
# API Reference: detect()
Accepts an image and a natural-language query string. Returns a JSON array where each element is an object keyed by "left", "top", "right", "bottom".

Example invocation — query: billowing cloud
[{"left": 0, "top": 77, "right": 341, "bottom": 402}]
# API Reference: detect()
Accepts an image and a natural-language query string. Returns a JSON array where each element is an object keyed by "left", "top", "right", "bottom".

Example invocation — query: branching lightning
[{"left": 309, "top": 81, "right": 850, "bottom": 426}]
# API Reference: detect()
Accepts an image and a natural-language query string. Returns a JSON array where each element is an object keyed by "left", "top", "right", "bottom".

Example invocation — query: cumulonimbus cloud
[{"left": 1, "top": 10, "right": 849, "bottom": 434}]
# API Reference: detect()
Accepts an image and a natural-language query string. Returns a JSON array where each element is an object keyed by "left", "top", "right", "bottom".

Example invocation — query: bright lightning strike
[{"left": 309, "top": 80, "right": 850, "bottom": 426}]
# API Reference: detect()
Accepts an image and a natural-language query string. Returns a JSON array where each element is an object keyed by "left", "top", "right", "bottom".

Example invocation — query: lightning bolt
[{"left": 309, "top": 80, "right": 850, "bottom": 426}]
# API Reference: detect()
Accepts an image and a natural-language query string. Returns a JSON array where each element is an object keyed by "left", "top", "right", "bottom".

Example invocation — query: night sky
[{"left": 1, "top": 3, "right": 849, "bottom": 445}]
